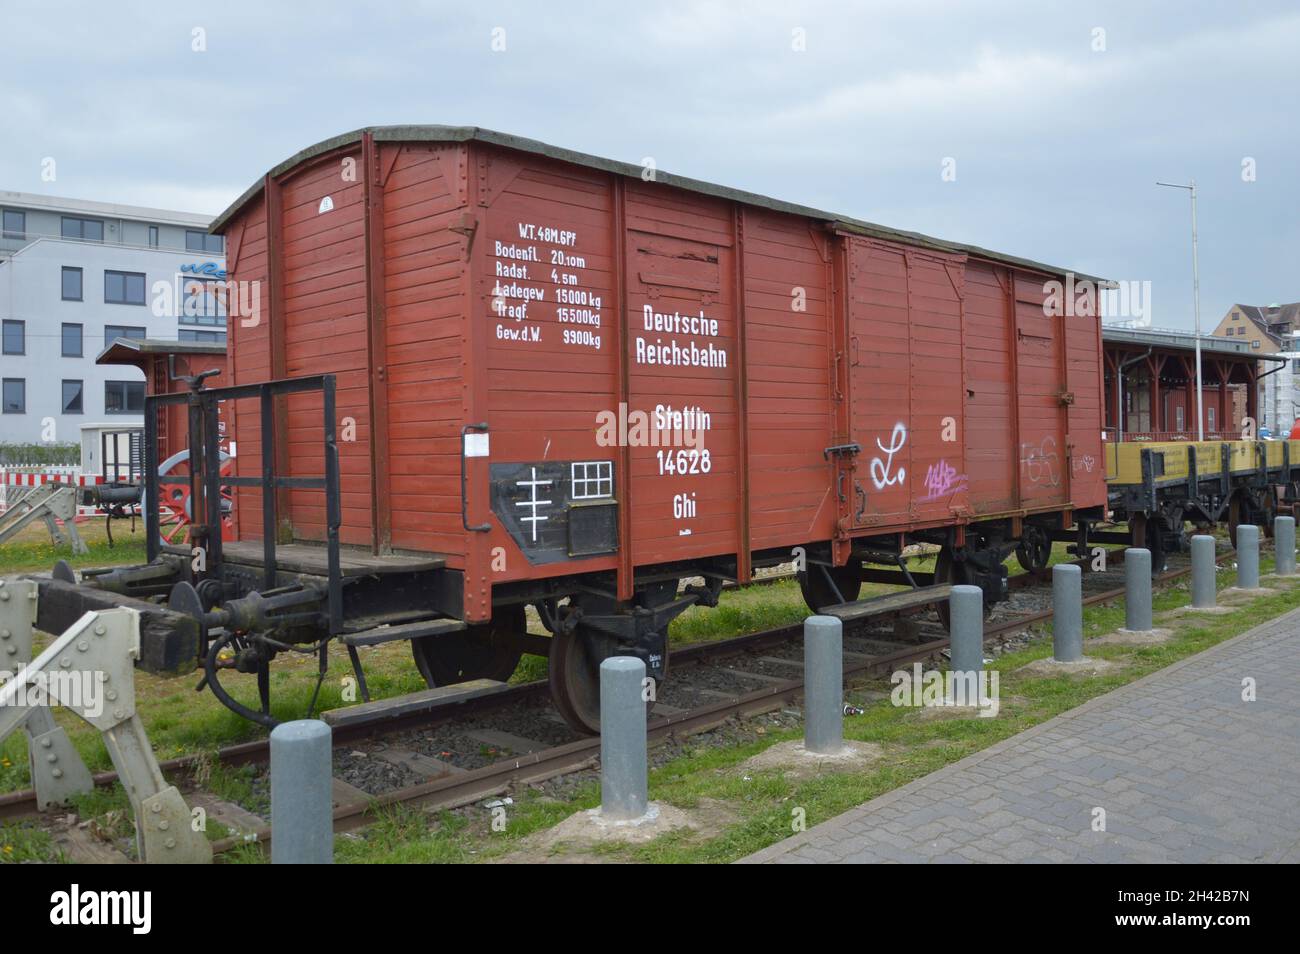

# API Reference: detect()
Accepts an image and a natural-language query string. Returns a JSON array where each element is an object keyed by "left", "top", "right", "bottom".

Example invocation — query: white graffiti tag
[
  {"left": 1021, "top": 436, "right": 1061, "bottom": 488},
  {"left": 871, "top": 423, "right": 908, "bottom": 490}
]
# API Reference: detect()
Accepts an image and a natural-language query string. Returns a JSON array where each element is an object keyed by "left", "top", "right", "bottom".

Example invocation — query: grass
[
  {"left": 0, "top": 821, "right": 64, "bottom": 863},
  {"left": 669, "top": 579, "right": 809, "bottom": 643},
  {"left": 0, "top": 515, "right": 147, "bottom": 574}
]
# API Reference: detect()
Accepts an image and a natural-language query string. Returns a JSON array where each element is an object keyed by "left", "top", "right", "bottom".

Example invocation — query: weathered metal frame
[{"left": 145, "top": 374, "right": 343, "bottom": 634}]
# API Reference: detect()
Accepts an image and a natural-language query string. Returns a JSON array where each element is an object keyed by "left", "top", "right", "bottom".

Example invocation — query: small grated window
[{"left": 571, "top": 461, "right": 613, "bottom": 499}]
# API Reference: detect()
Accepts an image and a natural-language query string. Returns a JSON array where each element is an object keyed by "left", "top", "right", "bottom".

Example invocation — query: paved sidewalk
[{"left": 741, "top": 609, "right": 1300, "bottom": 863}]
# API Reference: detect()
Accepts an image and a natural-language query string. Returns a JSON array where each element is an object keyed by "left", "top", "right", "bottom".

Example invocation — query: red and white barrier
[{"left": 0, "top": 468, "right": 110, "bottom": 517}]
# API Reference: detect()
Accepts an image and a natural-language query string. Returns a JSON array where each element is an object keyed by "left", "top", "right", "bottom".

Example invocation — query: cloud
[{"left": 1, "top": 1, "right": 1296, "bottom": 325}]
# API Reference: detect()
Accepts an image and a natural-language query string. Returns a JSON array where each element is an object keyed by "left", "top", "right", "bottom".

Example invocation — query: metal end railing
[{"left": 144, "top": 373, "right": 341, "bottom": 634}]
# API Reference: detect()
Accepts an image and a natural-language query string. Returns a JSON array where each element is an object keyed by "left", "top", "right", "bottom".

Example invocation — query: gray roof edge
[
  {"left": 95, "top": 337, "right": 227, "bottom": 365},
  {"left": 209, "top": 124, "right": 1105, "bottom": 281},
  {"left": 1102, "top": 326, "right": 1287, "bottom": 362}
]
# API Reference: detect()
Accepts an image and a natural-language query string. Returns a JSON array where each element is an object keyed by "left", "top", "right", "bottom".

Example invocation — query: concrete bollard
[
  {"left": 270, "top": 719, "right": 333, "bottom": 864},
  {"left": 804, "top": 615, "right": 844, "bottom": 754},
  {"left": 1276, "top": 516, "right": 1296, "bottom": 576},
  {"left": 1237, "top": 524, "right": 1260, "bottom": 590},
  {"left": 599, "top": 656, "right": 648, "bottom": 821},
  {"left": 948, "top": 585, "right": 984, "bottom": 675},
  {"left": 1124, "top": 548, "right": 1153, "bottom": 633},
  {"left": 1190, "top": 534, "right": 1216, "bottom": 608},
  {"left": 1052, "top": 563, "right": 1083, "bottom": 662}
]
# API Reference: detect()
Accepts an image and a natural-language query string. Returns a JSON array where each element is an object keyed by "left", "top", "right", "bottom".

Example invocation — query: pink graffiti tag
[{"left": 921, "top": 459, "right": 968, "bottom": 502}]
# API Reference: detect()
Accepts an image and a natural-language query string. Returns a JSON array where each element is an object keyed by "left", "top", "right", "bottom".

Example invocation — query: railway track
[{"left": 0, "top": 541, "right": 1226, "bottom": 859}]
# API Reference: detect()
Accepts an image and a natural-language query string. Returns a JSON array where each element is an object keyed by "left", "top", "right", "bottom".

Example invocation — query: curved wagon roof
[{"left": 210, "top": 124, "right": 1106, "bottom": 284}]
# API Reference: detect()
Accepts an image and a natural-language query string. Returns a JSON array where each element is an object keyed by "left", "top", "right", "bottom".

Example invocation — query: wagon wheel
[
  {"left": 1227, "top": 495, "right": 1243, "bottom": 549},
  {"left": 1129, "top": 512, "right": 1168, "bottom": 575},
  {"left": 411, "top": 604, "right": 525, "bottom": 686},
  {"left": 797, "top": 562, "right": 862, "bottom": 614},
  {"left": 155, "top": 449, "right": 234, "bottom": 545},
  {"left": 933, "top": 546, "right": 988, "bottom": 630},
  {"left": 1014, "top": 530, "right": 1052, "bottom": 575},
  {"left": 1261, "top": 487, "right": 1277, "bottom": 538},
  {"left": 548, "top": 630, "right": 665, "bottom": 736}
]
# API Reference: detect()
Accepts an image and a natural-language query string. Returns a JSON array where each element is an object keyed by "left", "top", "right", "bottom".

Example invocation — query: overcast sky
[{"left": 3, "top": 1, "right": 1296, "bottom": 328}]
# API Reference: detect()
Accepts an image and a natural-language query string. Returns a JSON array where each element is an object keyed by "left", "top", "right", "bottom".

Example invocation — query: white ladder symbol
[{"left": 515, "top": 467, "right": 553, "bottom": 543}]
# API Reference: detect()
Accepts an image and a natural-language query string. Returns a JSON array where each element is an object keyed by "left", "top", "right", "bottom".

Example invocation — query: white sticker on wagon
[
  {"left": 464, "top": 433, "right": 490, "bottom": 458},
  {"left": 318, "top": 196, "right": 334, "bottom": 214}
]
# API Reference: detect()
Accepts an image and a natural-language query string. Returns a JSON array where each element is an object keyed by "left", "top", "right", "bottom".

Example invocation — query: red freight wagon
[{"left": 58, "top": 127, "right": 1106, "bottom": 733}]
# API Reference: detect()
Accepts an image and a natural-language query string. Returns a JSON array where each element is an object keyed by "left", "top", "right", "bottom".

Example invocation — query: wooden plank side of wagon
[
  {"left": 224, "top": 198, "right": 271, "bottom": 542},
  {"left": 961, "top": 262, "right": 1017, "bottom": 512},
  {"left": 380, "top": 142, "right": 469, "bottom": 560},
  {"left": 472, "top": 146, "right": 621, "bottom": 606},
  {"left": 1012, "top": 274, "right": 1070, "bottom": 511},
  {"left": 277, "top": 146, "right": 372, "bottom": 548},
  {"left": 740, "top": 208, "right": 837, "bottom": 553}
]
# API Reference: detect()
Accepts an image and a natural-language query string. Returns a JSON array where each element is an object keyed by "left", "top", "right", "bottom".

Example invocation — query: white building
[
  {"left": 1262, "top": 349, "right": 1298, "bottom": 436},
  {"left": 0, "top": 191, "right": 226, "bottom": 447}
]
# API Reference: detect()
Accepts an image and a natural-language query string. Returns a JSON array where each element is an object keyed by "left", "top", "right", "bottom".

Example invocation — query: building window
[
  {"left": 1175, "top": 406, "right": 1185, "bottom": 432},
  {"left": 2, "top": 209, "right": 24, "bottom": 240},
  {"left": 179, "top": 276, "right": 228, "bottom": 326},
  {"left": 1252, "top": 340, "right": 1261, "bottom": 349},
  {"left": 185, "top": 230, "right": 224, "bottom": 254},
  {"left": 148, "top": 226, "right": 159, "bottom": 247},
  {"left": 1208, "top": 407, "right": 1217, "bottom": 432},
  {"left": 61, "top": 266, "right": 83, "bottom": 301},
  {"left": 179, "top": 328, "right": 227, "bottom": 344},
  {"left": 62, "top": 323, "right": 83, "bottom": 357},
  {"left": 104, "top": 380, "right": 145, "bottom": 414},
  {"left": 2, "top": 320, "right": 24, "bottom": 355},
  {"left": 61, "top": 216, "right": 105, "bottom": 242},
  {"left": 104, "top": 324, "right": 147, "bottom": 345},
  {"left": 2, "top": 379, "right": 24, "bottom": 414},
  {"left": 61, "top": 380, "right": 83, "bottom": 414},
  {"left": 104, "top": 270, "right": 146, "bottom": 305}
]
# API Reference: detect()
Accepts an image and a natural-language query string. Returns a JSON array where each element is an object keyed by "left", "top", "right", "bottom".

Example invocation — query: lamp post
[{"left": 1157, "top": 179, "right": 1203, "bottom": 440}]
